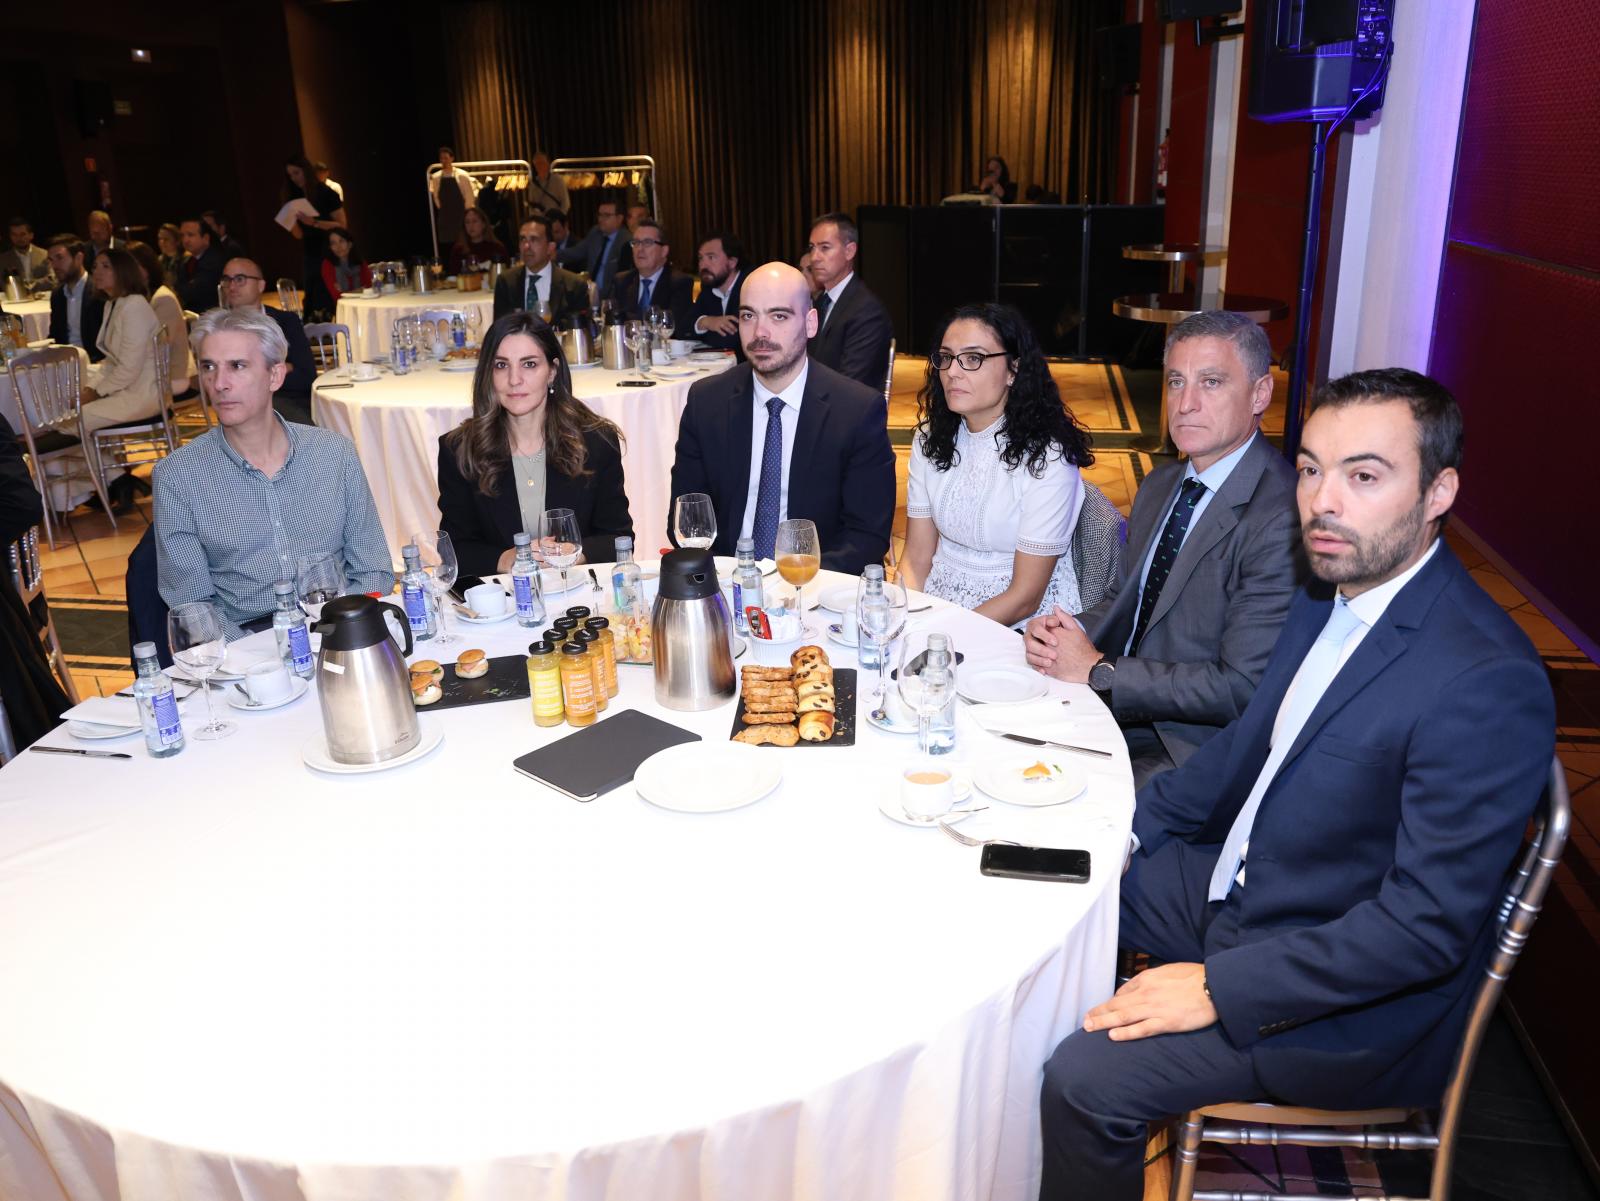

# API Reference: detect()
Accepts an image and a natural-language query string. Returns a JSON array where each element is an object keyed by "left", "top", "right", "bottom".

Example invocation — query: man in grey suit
[
  {"left": 1025, "top": 311, "right": 1301, "bottom": 785},
  {"left": 805, "top": 211, "right": 894, "bottom": 392}
]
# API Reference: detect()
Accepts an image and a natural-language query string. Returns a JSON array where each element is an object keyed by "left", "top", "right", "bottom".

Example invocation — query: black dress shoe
[{"left": 107, "top": 474, "right": 139, "bottom": 514}]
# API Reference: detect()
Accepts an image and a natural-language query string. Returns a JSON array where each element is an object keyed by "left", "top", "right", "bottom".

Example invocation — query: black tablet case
[{"left": 511, "top": 708, "right": 701, "bottom": 801}]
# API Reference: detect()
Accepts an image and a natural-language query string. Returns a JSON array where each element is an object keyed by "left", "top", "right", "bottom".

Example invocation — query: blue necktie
[
  {"left": 1208, "top": 598, "right": 1366, "bottom": 901},
  {"left": 751, "top": 397, "right": 786, "bottom": 559},
  {"left": 638, "top": 276, "right": 653, "bottom": 311},
  {"left": 1130, "top": 477, "right": 1205, "bottom": 653}
]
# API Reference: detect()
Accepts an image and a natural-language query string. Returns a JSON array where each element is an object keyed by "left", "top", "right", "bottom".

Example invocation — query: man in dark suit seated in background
[
  {"left": 177, "top": 218, "right": 226, "bottom": 314},
  {"left": 45, "top": 235, "right": 104, "bottom": 361},
  {"left": 564, "top": 199, "right": 627, "bottom": 298},
  {"left": 612, "top": 219, "right": 695, "bottom": 335},
  {"left": 221, "top": 258, "right": 317, "bottom": 425},
  {"left": 688, "top": 231, "right": 746, "bottom": 356},
  {"left": 201, "top": 210, "right": 247, "bottom": 262},
  {"left": 1036, "top": 369, "right": 1556, "bottom": 1201},
  {"left": 670, "top": 262, "right": 895, "bottom": 575},
  {"left": 1025, "top": 311, "right": 1300, "bottom": 785},
  {"left": 805, "top": 211, "right": 893, "bottom": 393},
  {"left": 493, "top": 215, "right": 589, "bottom": 326},
  {"left": 547, "top": 209, "right": 578, "bottom": 265}
]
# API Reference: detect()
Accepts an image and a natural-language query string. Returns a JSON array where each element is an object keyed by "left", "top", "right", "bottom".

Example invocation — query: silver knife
[
  {"left": 31, "top": 746, "right": 134, "bottom": 760},
  {"left": 996, "top": 731, "right": 1114, "bottom": 760}
]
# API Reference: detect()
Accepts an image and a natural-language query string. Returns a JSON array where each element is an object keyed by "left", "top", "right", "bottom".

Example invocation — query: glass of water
[
  {"left": 673, "top": 493, "right": 717, "bottom": 551},
  {"left": 167, "top": 601, "right": 235, "bottom": 740}
]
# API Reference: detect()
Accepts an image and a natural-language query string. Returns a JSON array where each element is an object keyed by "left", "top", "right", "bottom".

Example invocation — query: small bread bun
[
  {"left": 798, "top": 710, "right": 835, "bottom": 742},
  {"left": 455, "top": 649, "right": 488, "bottom": 679},
  {"left": 412, "top": 659, "right": 444, "bottom": 683},
  {"left": 797, "top": 693, "right": 835, "bottom": 713},
  {"left": 791, "top": 645, "right": 827, "bottom": 669},
  {"left": 410, "top": 675, "right": 442, "bottom": 705}
]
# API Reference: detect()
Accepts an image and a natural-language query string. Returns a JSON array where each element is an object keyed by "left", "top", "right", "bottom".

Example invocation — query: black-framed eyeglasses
[
  {"left": 932, "top": 349, "right": 1007, "bottom": 372},
  {"left": 629, "top": 238, "right": 662, "bottom": 249},
  {"left": 219, "top": 274, "right": 264, "bottom": 285}
]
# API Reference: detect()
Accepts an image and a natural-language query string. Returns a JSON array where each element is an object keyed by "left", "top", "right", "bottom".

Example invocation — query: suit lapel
[
  {"left": 787, "top": 369, "right": 831, "bottom": 520},
  {"left": 1094, "top": 469, "right": 1182, "bottom": 644},
  {"left": 724, "top": 370, "right": 756, "bottom": 539}
]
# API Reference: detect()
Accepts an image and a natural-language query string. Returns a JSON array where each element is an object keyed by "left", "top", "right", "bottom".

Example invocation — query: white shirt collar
[
  {"left": 713, "top": 269, "right": 741, "bottom": 303},
  {"left": 533, "top": 262, "right": 551, "bottom": 281},
  {"left": 825, "top": 272, "right": 854, "bottom": 305},
  {"left": 1341, "top": 538, "right": 1441, "bottom": 628},
  {"left": 1184, "top": 430, "right": 1258, "bottom": 493},
  {"left": 754, "top": 360, "right": 809, "bottom": 413},
  {"left": 642, "top": 267, "right": 664, "bottom": 287}
]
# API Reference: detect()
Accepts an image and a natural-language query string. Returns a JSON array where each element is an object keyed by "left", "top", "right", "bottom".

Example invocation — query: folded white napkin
[{"left": 63, "top": 694, "right": 184, "bottom": 729}]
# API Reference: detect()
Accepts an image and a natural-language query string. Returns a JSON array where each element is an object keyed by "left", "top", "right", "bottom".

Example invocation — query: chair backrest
[
  {"left": 148, "top": 327, "right": 180, "bottom": 453},
  {"left": 882, "top": 337, "right": 896, "bottom": 403},
  {"left": 8, "top": 527, "right": 43, "bottom": 598},
  {"left": 1429, "top": 755, "right": 1571, "bottom": 1193},
  {"left": 126, "top": 524, "right": 173, "bottom": 670},
  {"left": 10, "top": 347, "right": 84, "bottom": 434},
  {"left": 303, "top": 322, "right": 353, "bottom": 369},
  {"left": 1069, "top": 482, "right": 1126, "bottom": 614}
]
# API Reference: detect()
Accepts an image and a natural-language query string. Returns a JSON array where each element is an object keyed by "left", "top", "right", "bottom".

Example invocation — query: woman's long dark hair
[
  {"left": 446, "top": 311, "right": 623, "bottom": 494},
  {"left": 323, "top": 227, "right": 360, "bottom": 265},
  {"left": 281, "top": 154, "right": 315, "bottom": 205},
  {"left": 915, "top": 303, "right": 1093, "bottom": 477}
]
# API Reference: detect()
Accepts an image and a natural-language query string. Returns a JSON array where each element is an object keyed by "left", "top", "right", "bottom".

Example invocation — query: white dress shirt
[
  {"left": 694, "top": 270, "right": 742, "bottom": 333},
  {"left": 738, "top": 361, "right": 809, "bottom": 541},
  {"left": 63, "top": 275, "right": 87, "bottom": 348},
  {"left": 819, "top": 272, "right": 853, "bottom": 329}
]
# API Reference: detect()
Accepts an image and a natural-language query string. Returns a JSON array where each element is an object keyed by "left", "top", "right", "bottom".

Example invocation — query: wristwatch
[{"left": 1088, "top": 655, "right": 1116, "bottom": 694}]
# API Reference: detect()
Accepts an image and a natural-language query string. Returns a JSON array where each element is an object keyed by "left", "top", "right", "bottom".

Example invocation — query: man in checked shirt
[{"left": 153, "top": 306, "right": 395, "bottom": 639}]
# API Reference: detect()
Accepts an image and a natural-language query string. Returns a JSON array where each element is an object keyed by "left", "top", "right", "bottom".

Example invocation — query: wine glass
[
  {"left": 295, "top": 552, "right": 343, "bottom": 622},
  {"left": 624, "top": 319, "right": 651, "bottom": 378},
  {"left": 539, "top": 508, "right": 581, "bottom": 599},
  {"left": 465, "top": 307, "right": 483, "bottom": 346},
  {"left": 167, "top": 601, "right": 235, "bottom": 740},
  {"left": 672, "top": 492, "right": 717, "bottom": 551},
  {"left": 897, "top": 631, "right": 956, "bottom": 755},
  {"left": 648, "top": 305, "right": 673, "bottom": 352},
  {"left": 858, "top": 575, "right": 908, "bottom": 715},
  {"left": 775, "top": 518, "right": 821, "bottom": 634},
  {"left": 414, "top": 530, "right": 460, "bottom": 646}
]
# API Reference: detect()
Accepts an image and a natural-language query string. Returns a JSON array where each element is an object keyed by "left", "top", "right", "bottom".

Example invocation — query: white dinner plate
[
  {"left": 876, "top": 777, "right": 976, "bottom": 827},
  {"left": 635, "top": 743, "right": 782, "bottom": 813},
  {"left": 166, "top": 651, "right": 255, "bottom": 684},
  {"left": 815, "top": 583, "right": 858, "bottom": 614},
  {"left": 540, "top": 569, "right": 590, "bottom": 597},
  {"left": 569, "top": 359, "right": 599, "bottom": 370},
  {"left": 67, "top": 719, "right": 140, "bottom": 740},
  {"left": 689, "top": 351, "right": 730, "bottom": 363},
  {"left": 301, "top": 718, "right": 444, "bottom": 775},
  {"left": 972, "top": 755, "right": 1088, "bottom": 807},
  {"left": 440, "top": 362, "right": 476, "bottom": 372},
  {"left": 957, "top": 664, "right": 1048, "bottom": 706},
  {"left": 227, "top": 676, "right": 311, "bottom": 712},
  {"left": 652, "top": 367, "right": 699, "bottom": 379}
]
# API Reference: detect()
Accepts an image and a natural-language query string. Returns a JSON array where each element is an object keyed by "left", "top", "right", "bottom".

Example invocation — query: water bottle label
[
  {"left": 152, "top": 691, "right": 183, "bottom": 746},
  {"left": 514, "top": 572, "right": 535, "bottom": 616},
  {"left": 288, "top": 624, "right": 313, "bottom": 673},
  {"left": 452, "top": 325, "right": 466, "bottom": 349},
  {"left": 732, "top": 583, "right": 746, "bottom": 633},
  {"left": 403, "top": 583, "right": 429, "bottom": 630}
]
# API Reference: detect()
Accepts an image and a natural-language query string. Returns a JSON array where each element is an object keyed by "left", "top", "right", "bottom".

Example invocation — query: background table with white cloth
[
  {"left": 4, "top": 296, "right": 51, "bottom": 343},
  {"left": 314, "top": 355, "right": 734, "bottom": 562},
  {"left": 0, "top": 577, "right": 1133, "bottom": 1201},
  {"left": 334, "top": 289, "right": 496, "bottom": 361}
]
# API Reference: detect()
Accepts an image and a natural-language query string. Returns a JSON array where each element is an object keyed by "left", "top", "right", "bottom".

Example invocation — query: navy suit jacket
[
  {"left": 48, "top": 283, "right": 106, "bottom": 362},
  {"left": 492, "top": 264, "right": 590, "bottom": 326},
  {"left": 612, "top": 266, "right": 695, "bottom": 336},
  {"left": 1133, "top": 543, "right": 1554, "bottom": 1108},
  {"left": 669, "top": 359, "right": 895, "bottom": 574},
  {"left": 687, "top": 268, "right": 746, "bottom": 355},
  {"left": 807, "top": 274, "right": 894, "bottom": 393}
]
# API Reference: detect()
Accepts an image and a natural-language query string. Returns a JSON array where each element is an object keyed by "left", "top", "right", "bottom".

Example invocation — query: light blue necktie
[{"left": 1207, "top": 598, "right": 1366, "bottom": 901}]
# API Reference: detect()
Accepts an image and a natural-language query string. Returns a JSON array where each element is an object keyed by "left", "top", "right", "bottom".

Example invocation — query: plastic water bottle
[
  {"left": 923, "top": 633, "right": 957, "bottom": 755},
  {"left": 400, "top": 543, "right": 436, "bottom": 640},
  {"left": 131, "top": 640, "right": 185, "bottom": 758},
  {"left": 857, "top": 563, "right": 887, "bottom": 672},
  {"left": 731, "top": 536, "right": 763, "bottom": 636},
  {"left": 272, "top": 579, "right": 315, "bottom": 679},
  {"left": 612, "top": 536, "right": 644, "bottom": 615},
  {"left": 512, "top": 532, "right": 545, "bottom": 627},
  {"left": 451, "top": 312, "right": 467, "bottom": 349}
]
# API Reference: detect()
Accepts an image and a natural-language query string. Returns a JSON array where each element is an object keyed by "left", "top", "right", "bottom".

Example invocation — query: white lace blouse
[{"left": 906, "top": 422, "right": 1085, "bottom": 624}]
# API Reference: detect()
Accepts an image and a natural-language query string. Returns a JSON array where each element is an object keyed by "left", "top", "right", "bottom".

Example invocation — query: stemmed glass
[
  {"left": 167, "top": 601, "right": 235, "bottom": 740},
  {"left": 648, "top": 306, "right": 673, "bottom": 353},
  {"left": 295, "top": 552, "right": 343, "bottom": 622},
  {"left": 858, "top": 575, "right": 908, "bottom": 715},
  {"left": 897, "top": 630, "right": 956, "bottom": 755},
  {"left": 672, "top": 492, "right": 717, "bottom": 550},
  {"left": 539, "top": 508, "right": 581, "bottom": 599},
  {"left": 624, "top": 319, "right": 652, "bottom": 378},
  {"left": 465, "top": 307, "right": 483, "bottom": 346},
  {"left": 414, "top": 530, "right": 460, "bottom": 646},
  {"left": 775, "top": 518, "right": 821, "bottom": 632}
]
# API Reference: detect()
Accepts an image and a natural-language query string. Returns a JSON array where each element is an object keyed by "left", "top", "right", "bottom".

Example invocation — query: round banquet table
[
  {"left": 4, "top": 296, "right": 52, "bottom": 343},
  {"left": 0, "top": 575, "right": 1133, "bottom": 1201},
  {"left": 313, "top": 355, "right": 735, "bottom": 563},
  {"left": 334, "top": 289, "right": 496, "bottom": 361}
]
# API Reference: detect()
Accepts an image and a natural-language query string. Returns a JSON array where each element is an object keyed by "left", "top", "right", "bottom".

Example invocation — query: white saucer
[
  {"left": 825, "top": 622, "right": 859, "bottom": 650},
  {"left": 972, "top": 755, "right": 1089, "bottom": 807},
  {"left": 67, "top": 719, "right": 140, "bottom": 740},
  {"left": 227, "top": 676, "right": 311, "bottom": 712},
  {"left": 455, "top": 603, "right": 514, "bottom": 625},
  {"left": 876, "top": 778, "right": 977, "bottom": 828},
  {"left": 957, "top": 664, "right": 1048, "bottom": 706},
  {"left": 863, "top": 705, "right": 918, "bottom": 735},
  {"left": 635, "top": 743, "right": 782, "bottom": 813},
  {"left": 301, "top": 717, "right": 444, "bottom": 774}
]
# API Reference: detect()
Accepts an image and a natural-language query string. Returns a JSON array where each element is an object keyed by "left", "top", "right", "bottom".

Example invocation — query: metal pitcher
[
  {"left": 3, "top": 276, "right": 25, "bottom": 304},
  {"left": 411, "top": 264, "right": 433, "bottom": 294},
  {"left": 313, "top": 594, "right": 420, "bottom": 764},
  {"left": 560, "top": 326, "right": 593, "bottom": 366},
  {"left": 601, "top": 323, "right": 634, "bottom": 371},
  {"left": 651, "top": 549, "right": 735, "bottom": 711}
]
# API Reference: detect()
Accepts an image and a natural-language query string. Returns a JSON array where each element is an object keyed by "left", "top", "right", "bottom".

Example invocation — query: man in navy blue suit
[
  {"left": 1037, "top": 369, "right": 1555, "bottom": 1200},
  {"left": 669, "top": 262, "right": 895, "bottom": 574}
]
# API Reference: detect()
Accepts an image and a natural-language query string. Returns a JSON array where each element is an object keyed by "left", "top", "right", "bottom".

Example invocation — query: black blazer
[
  {"left": 807, "top": 274, "right": 894, "bottom": 393},
  {"left": 492, "top": 263, "right": 591, "bottom": 325},
  {"left": 266, "top": 307, "right": 318, "bottom": 401},
  {"left": 177, "top": 245, "right": 226, "bottom": 313},
  {"left": 612, "top": 266, "right": 696, "bottom": 336},
  {"left": 48, "top": 283, "right": 106, "bottom": 362},
  {"left": 437, "top": 425, "right": 634, "bottom": 576},
  {"left": 669, "top": 359, "right": 895, "bottom": 574},
  {"left": 687, "top": 268, "right": 746, "bottom": 356},
  {"left": 569, "top": 227, "right": 626, "bottom": 296}
]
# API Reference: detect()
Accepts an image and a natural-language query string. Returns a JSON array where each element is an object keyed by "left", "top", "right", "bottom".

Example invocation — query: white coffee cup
[
  {"left": 670, "top": 339, "right": 694, "bottom": 357},
  {"left": 351, "top": 362, "right": 378, "bottom": 381},
  {"left": 652, "top": 346, "right": 671, "bottom": 365},
  {"left": 839, "top": 605, "right": 860, "bottom": 641},
  {"left": 465, "top": 583, "right": 508, "bottom": 616},
  {"left": 901, "top": 763, "right": 955, "bottom": 821},
  {"left": 245, "top": 660, "right": 294, "bottom": 705}
]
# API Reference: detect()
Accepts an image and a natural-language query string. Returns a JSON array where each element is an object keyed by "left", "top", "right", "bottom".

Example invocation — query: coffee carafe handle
[{"left": 378, "top": 600, "right": 414, "bottom": 657}]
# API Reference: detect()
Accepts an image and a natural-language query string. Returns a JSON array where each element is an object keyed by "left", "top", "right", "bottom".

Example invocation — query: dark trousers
[
  {"left": 1038, "top": 839, "right": 1268, "bottom": 1201},
  {"left": 1122, "top": 723, "right": 1177, "bottom": 790}
]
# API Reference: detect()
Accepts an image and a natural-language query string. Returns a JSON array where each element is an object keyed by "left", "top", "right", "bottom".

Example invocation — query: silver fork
[{"left": 937, "top": 821, "right": 1021, "bottom": 848}]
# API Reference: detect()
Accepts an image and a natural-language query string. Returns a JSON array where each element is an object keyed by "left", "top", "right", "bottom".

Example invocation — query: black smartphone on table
[{"left": 979, "top": 844, "right": 1091, "bottom": 883}]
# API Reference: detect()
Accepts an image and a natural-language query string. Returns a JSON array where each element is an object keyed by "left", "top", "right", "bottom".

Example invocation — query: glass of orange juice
[{"left": 775, "top": 518, "right": 821, "bottom": 635}]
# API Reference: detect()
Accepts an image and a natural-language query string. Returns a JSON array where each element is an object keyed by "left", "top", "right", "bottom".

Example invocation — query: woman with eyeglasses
[
  {"left": 437, "top": 311, "right": 633, "bottom": 575},
  {"left": 899, "top": 303, "right": 1094, "bottom": 627}
]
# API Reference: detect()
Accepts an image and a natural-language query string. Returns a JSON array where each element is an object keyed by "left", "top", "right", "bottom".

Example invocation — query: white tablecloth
[
  {"left": 314, "top": 357, "right": 733, "bottom": 562},
  {"left": 334, "top": 290, "right": 496, "bottom": 361},
  {"left": 6, "top": 296, "right": 51, "bottom": 343},
  {"left": 0, "top": 578, "right": 1133, "bottom": 1201}
]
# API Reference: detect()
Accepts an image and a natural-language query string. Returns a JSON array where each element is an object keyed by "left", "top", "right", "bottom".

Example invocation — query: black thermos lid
[{"left": 657, "top": 548, "right": 719, "bottom": 600}]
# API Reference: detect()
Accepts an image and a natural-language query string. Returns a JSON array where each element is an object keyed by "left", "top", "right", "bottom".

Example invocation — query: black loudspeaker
[
  {"left": 1094, "top": 24, "right": 1143, "bottom": 89},
  {"left": 1248, "top": 0, "right": 1395, "bottom": 122},
  {"left": 73, "top": 79, "right": 114, "bottom": 139},
  {"left": 1160, "top": 0, "right": 1242, "bottom": 19}
]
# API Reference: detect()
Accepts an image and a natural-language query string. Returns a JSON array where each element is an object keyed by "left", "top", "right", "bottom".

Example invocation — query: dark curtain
[{"left": 439, "top": 0, "right": 1114, "bottom": 271}]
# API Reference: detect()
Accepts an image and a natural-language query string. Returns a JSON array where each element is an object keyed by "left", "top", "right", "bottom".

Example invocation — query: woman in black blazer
[{"left": 438, "top": 311, "right": 633, "bottom": 576}]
